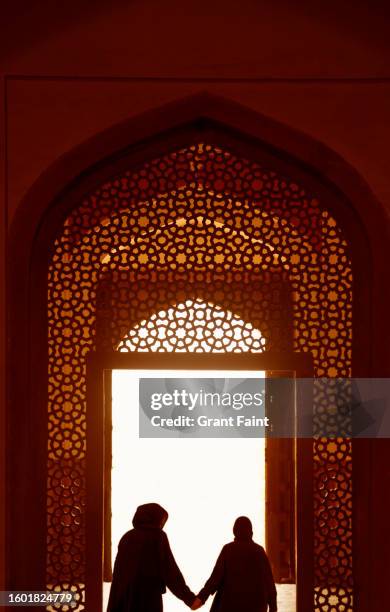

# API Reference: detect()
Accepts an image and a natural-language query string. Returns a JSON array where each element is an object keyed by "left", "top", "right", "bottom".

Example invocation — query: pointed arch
[{"left": 6, "top": 93, "right": 390, "bottom": 612}]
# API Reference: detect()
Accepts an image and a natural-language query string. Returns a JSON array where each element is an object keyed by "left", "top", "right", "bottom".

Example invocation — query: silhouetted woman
[
  {"left": 107, "top": 503, "right": 196, "bottom": 612},
  {"left": 195, "top": 516, "right": 277, "bottom": 612}
]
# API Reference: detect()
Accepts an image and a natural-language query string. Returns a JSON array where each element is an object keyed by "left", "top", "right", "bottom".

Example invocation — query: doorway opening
[
  {"left": 103, "top": 367, "right": 298, "bottom": 612},
  {"left": 101, "top": 300, "right": 297, "bottom": 611},
  {"left": 106, "top": 368, "right": 266, "bottom": 612}
]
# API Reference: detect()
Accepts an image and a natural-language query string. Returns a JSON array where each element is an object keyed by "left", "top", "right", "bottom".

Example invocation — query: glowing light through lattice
[{"left": 118, "top": 299, "right": 266, "bottom": 353}]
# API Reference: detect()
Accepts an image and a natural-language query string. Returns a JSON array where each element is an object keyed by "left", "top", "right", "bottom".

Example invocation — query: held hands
[{"left": 191, "top": 597, "right": 203, "bottom": 610}]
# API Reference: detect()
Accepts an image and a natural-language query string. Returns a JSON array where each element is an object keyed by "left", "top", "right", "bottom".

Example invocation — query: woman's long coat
[
  {"left": 107, "top": 504, "right": 195, "bottom": 612},
  {"left": 198, "top": 540, "right": 277, "bottom": 612}
]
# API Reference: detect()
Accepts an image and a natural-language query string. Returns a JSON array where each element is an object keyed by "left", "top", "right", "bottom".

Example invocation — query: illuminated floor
[{"left": 103, "top": 582, "right": 296, "bottom": 611}]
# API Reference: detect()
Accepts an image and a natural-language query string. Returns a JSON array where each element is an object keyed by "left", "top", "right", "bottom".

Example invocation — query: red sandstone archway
[{"left": 7, "top": 93, "right": 390, "bottom": 612}]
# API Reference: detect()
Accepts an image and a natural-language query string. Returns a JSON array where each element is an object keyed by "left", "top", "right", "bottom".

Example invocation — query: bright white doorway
[{"left": 104, "top": 369, "right": 266, "bottom": 612}]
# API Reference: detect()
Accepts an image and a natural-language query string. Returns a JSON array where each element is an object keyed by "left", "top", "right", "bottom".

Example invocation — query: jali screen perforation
[{"left": 48, "top": 143, "right": 353, "bottom": 611}]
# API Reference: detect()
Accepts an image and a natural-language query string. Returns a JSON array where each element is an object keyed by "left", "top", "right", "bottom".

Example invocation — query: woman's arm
[
  {"left": 164, "top": 535, "right": 196, "bottom": 607},
  {"left": 197, "top": 547, "right": 226, "bottom": 604}
]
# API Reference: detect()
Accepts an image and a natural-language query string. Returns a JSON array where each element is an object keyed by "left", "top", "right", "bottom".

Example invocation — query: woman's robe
[
  {"left": 107, "top": 503, "right": 195, "bottom": 612},
  {"left": 198, "top": 540, "right": 277, "bottom": 612}
]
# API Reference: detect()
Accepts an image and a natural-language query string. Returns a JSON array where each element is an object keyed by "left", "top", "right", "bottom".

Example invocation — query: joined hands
[{"left": 191, "top": 597, "right": 203, "bottom": 610}]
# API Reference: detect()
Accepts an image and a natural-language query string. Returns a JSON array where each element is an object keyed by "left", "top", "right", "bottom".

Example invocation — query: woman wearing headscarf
[
  {"left": 107, "top": 503, "right": 197, "bottom": 612},
  {"left": 192, "top": 516, "right": 277, "bottom": 612}
]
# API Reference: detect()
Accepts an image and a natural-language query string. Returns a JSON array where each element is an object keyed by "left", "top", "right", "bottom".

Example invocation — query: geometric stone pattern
[{"left": 47, "top": 143, "right": 353, "bottom": 610}]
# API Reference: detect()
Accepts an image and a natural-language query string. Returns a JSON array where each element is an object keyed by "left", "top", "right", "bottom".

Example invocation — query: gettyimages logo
[
  {"left": 139, "top": 378, "right": 268, "bottom": 438},
  {"left": 149, "top": 387, "right": 264, "bottom": 411},
  {"left": 138, "top": 377, "right": 390, "bottom": 439}
]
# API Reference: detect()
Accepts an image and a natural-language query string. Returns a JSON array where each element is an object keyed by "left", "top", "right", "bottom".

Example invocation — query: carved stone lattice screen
[
  {"left": 47, "top": 143, "right": 353, "bottom": 611},
  {"left": 116, "top": 298, "right": 266, "bottom": 352}
]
